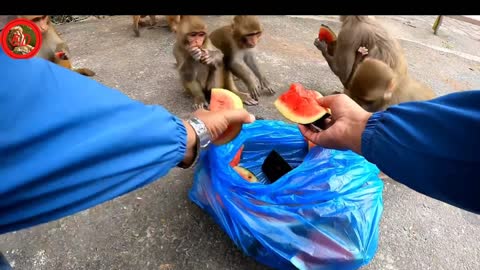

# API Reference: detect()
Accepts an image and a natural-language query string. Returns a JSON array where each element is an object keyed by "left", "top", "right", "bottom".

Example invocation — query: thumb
[
  {"left": 315, "top": 94, "right": 339, "bottom": 109},
  {"left": 298, "top": 124, "right": 335, "bottom": 149},
  {"left": 223, "top": 109, "right": 255, "bottom": 124}
]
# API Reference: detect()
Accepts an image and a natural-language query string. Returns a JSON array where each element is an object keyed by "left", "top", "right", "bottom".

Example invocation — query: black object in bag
[{"left": 261, "top": 150, "right": 293, "bottom": 183}]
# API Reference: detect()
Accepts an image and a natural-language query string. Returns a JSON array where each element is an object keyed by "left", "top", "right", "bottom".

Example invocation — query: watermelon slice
[
  {"left": 230, "top": 145, "right": 244, "bottom": 167},
  {"left": 209, "top": 88, "right": 244, "bottom": 145},
  {"left": 318, "top": 24, "right": 337, "bottom": 44},
  {"left": 233, "top": 166, "right": 259, "bottom": 183},
  {"left": 55, "top": 51, "right": 67, "bottom": 59},
  {"left": 274, "top": 83, "right": 330, "bottom": 124}
]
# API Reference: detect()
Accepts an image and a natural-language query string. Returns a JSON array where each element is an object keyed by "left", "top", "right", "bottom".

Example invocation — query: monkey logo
[{"left": 1, "top": 18, "right": 42, "bottom": 59}]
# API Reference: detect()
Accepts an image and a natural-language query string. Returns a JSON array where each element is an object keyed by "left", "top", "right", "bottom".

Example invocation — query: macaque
[
  {"left": 165, "top": 15, "right": 181, "bottom": 33},
  {"left": 132, "top": 15, "right": 180, "bottom": 37},
  {"left": 173, "top": 16, "right": 225, "bottom": 109},
  {"left": 314, "top": 16, "right": 408, "bottom": 90},
  {"left": 132, "top": 15, "right": 156, "bottom": 37},
  {"left": 346, "top": 56, "right": 436, "bottom": 112},
  {"left": 210, "top": 15, "right": 275, "bottom": 103},
  {"left": 19, "top": 15, "right": 95, "bottom": 76},
  {"left": 314, "top": 16, "right": 435, "bottom": 111},
  {"left": 8, "top": 26, "right": 34, "bottom": 55}
]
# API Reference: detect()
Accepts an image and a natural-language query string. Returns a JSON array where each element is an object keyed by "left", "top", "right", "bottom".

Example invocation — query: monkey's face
[
  {"left": 10, "top": 26, "right": 23, "bottom": 35},
  {"left": 345, "top": 88, "right": 385, "bottom": 112},
  {"left": 242, "top": 32, "right": 262, "bottom": 49},
  {"left": 26, "top": 15, "right": 49, "bottom": 34},
  {"left": 186, "top": 31, "right": 206, "bottom": 48}
]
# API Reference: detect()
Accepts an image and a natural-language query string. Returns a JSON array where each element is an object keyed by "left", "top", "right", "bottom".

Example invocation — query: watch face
[{"left": 189, "top": 118, "right": 211, "bottom": 149}]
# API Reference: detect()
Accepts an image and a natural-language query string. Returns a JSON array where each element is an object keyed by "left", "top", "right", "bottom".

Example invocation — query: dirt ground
[{"left": 1, "top": 15, "right": 479, "bottom": 270}]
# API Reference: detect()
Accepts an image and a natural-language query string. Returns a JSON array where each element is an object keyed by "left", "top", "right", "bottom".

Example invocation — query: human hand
[
  {"left": 193, "top": 108, "right": 255, "bottom": 142},
  {"left": 298, "top": 94, "right": 372, "bottom": 155},
  {"left": 181, "top": 108, "right": 255, "bottom": 167}
]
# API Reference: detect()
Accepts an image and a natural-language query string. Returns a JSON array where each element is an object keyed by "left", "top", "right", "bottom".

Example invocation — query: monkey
[
  {"left": 165, "top": 15, "right": 181, "bottom": 33},
  {"left": 314, "top": 16, "right": 435, "bottom": 111},
  {"left": 173, "top": 16, "right": 258, "bottom": 109},
  {"left": 132, "top": 15, "right": 156, "bottom": 37},
  {"left": 8, "top": 26, "right": 35, "bottom": 55},
  {"left": 9, "top": 26, "right": 28, "bottom": 46},
  {"left": 209, "top": 15, "right": 275, "bottom": 102},
  {"left": 19, "top": 15, "right": 95, "bottom": 76},
  {"left": 173, "top": 16, "right": 225, "bottom": 109},
  {"left": 133, "top": 15, "right": 180, "bottom": 37},
  {"left": 314, "top": 16, "right": 408, "bottom": 91},
  {"left": 345, "top": 55, "right": 436, "bottom": 112}
]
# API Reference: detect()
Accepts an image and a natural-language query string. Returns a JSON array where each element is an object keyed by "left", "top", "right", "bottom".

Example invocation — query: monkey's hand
[
  {"left": 193, "top": 96, "right": 209, "bottom": 110},
  {"left": 358, "top": 46, "right": 369, "bottom": 56},
  {"left": 201, "top": 50, "right": 223, "bottom": 68},
  {"left": 248, "top": 83, "right": 261, "bottom": 101},
  {"left": 189, "top": 47, "right": 203, "bottom": 62},
  {"left": 236, "top": 91, "right": 259, "bottom": 106},
  {"left": 314, "top": 38, "right": 328, "bottom": 56},
  {"left": 259, "top": 77, "right": 275, "bottom": 95},
  {"left": 199, "top": 49, "right": 217, "bottom": 67}
]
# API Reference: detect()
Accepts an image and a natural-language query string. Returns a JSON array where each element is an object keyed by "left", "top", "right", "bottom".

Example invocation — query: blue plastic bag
[{"left": 189, "top": 120, "right": 384, "bottom": 270}]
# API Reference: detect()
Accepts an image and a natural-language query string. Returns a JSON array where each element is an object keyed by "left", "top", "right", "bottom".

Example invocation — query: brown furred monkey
[
  {"left": 314, "top": 16, "right": 408, "bottom": 90},
  {"left": 314, "top": 16, "right": 435, "bottom": 111},
  {"left": 166, "top": 15, "right": 181, "bottom": 33},
  {"left": 210, "top": 15, "right": 275, "bottom": 102},
  {"left": 19, "top": 15, "right": 95, "bottom": 77},
  {"left": 132, "top": 15, "right": 157, "bottom": 37},
  {"left": 133, "top": 15, "right": 181, "bottom": 37},
  {"left": 346, "top": 55, "right": 436, "bottom": 112},
  {"left": 173, "top": 16, "right": 225, "bottom": 110}
]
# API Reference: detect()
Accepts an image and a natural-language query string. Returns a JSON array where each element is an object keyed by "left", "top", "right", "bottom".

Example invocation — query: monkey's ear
[{"left": 383, "top": 79, "right": 395, "bottom": 101}]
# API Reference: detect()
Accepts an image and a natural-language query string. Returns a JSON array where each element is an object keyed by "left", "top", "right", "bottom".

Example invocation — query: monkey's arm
[
  {"left": 202, "top": 48, "right": 224, "bottom": 68},
  {"left": 315, "top": 38, "right": 354, "bottom": 88},
  {"left": 244, "top": 53, "right": 275, "bottom": 94},
  {"left": 230, "top": 59, "right": 261, "bottom": 100},
  {"left": 362, "top": 90, "right": 480, "bottom": 214},
  {"left": 0, "top": 51, "right": 194, "bottom": 234}
]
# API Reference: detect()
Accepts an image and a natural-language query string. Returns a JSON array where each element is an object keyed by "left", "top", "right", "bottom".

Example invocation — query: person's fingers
[
  {"left": 314, "top": 94, "right": 339, "bottom": 108},
  {"left": 298, "top": 124, "right": 314, "bottom": 137},
  {"left": 298, "top": 124, "right": 335, "bottom": 149},
  {"left": 222, "top": 109, "right": 255, "bottom": 124}
]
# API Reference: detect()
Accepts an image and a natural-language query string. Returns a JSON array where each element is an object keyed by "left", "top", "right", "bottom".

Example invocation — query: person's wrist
[
  {"left": 179, "top": 120, "right": 198, "bottom": 168},
  {"left": 178, "top": 117, "right": 213, "bottom": 169}
]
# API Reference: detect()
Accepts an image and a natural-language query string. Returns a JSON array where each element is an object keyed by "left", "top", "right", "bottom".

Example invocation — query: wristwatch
[{"left": 177, "top": 117, "right": 212, "bottom": 169}]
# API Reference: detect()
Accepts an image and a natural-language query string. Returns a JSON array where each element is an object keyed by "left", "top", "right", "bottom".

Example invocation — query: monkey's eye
[
  {"left": 246, "top": 32, "right": 261, "bottom": 37},
  {"left": 189, "top": 32, "right": 206, "bottom": 38}
]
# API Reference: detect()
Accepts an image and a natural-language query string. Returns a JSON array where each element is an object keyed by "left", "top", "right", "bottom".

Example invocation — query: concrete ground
[{"left": 1, "top": 15, "right": 479, "bottom": 270}]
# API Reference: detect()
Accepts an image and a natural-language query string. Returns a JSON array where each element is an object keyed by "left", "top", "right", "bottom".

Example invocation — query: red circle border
[{"left": 1, "top": 18, "right": 43, "bottom": 59}]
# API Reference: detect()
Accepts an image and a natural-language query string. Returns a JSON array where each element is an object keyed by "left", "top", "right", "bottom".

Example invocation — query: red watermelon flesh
[
  {"left": 318, "top": 24, "right": 337, "bottom": 44},
  {"left": 230, "top": 145, "right": 244, "bottom": 167},
  {"left": 210, "top": 88, "right": 244, "bottom": 145},
  {"left": 274, "top": 83, "right": 330, "bottom": 124}
]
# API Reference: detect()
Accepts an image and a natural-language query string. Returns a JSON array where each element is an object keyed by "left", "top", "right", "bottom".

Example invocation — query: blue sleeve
[
  {"left": 361, "top": 90, "right": 480, "bottom": 214},
  {"left": 0, "top": 50, "right": 188, "bottom": 234}
]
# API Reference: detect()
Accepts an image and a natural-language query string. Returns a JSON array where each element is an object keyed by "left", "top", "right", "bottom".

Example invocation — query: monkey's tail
[{"left": 74, "top": 68, "right": 95, "bottom": 77}]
